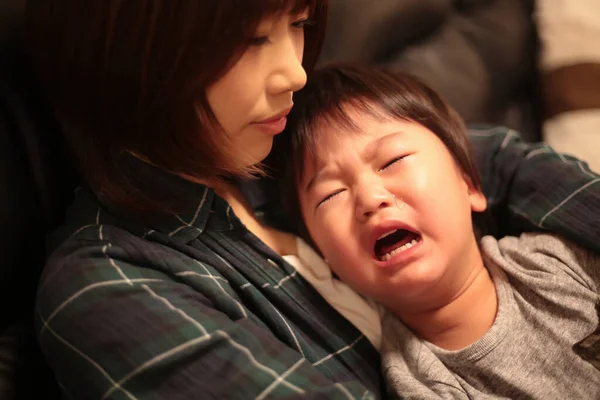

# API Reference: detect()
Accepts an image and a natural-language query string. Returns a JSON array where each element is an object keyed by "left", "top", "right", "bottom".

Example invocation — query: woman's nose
[
  {"left": 355, "top": 187, "right": 395, "bottom": 220},
  {"left": 267, "top": 35, "right": 307, "bottom": 95}
]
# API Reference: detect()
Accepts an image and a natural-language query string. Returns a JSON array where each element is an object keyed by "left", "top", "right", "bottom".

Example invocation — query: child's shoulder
[
  {"left": 507, "top": 232, "right": 579, "bottom": 251},
  {"left": 481, "top": 232, "right": 599, "bottom": 283},
  {"left": 482, "top": 232, "right": 585, "bottom": 255}
]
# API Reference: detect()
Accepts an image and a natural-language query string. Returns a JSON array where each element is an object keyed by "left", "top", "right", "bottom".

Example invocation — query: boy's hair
[{"left": 273, "top": 63, "right": 482, "bottom": 239}]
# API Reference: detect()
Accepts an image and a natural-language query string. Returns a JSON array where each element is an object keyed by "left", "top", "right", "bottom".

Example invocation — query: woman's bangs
[{"left": 258, "top": 0, "right": 318, "bottom": 17}]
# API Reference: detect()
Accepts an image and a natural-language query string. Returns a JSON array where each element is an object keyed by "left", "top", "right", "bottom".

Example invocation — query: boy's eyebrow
[
  {"left": 361, "top": 131, "right": 405, "bottom": 162},
  {"left": 304, "top": 167, "right": 331, "bottom": 192},
  {"left": 304, "top": 131, "right": 406, "bottom": 191}
]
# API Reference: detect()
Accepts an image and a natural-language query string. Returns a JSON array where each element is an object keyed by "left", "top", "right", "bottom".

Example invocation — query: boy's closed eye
[
  {"left": 314, "top": 154, "right": 410, "bottom": 209},
  {"left": 317, "top": 189, "right": 346, "bottom": 208},
  {"left": 378, "top": 155, "right": 408, "bottom": 172}
]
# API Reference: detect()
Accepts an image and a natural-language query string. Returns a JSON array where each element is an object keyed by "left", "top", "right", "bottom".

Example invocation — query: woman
[{"left": 25, "top": 1, "right": 600, "bottom": 399}]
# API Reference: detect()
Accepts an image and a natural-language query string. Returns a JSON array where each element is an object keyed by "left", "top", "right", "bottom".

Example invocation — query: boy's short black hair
[{"left": 272, "top": 63, "right": 482, "bottom": 241}]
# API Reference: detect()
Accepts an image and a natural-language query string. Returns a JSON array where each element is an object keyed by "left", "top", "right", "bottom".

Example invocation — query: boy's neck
[{"left": 393, "top": 259, "right": 498, "bottom": 351}]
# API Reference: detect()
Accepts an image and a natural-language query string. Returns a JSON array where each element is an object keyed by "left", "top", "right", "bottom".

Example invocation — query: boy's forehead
[
  {"left": 301, "top": 115, "right": 383, "bottom": 173},
  {"left": 299, "top": 104, "right": 421, "bottom": 177},
  {"left": 309, "top": 107, "right": 405, "bottom": 150},
  {"left": 302, "top": 115, "right": 434, "bottom": 171},
  {"left": 306, "top": 118, "right": 361, "bottom": 161}
]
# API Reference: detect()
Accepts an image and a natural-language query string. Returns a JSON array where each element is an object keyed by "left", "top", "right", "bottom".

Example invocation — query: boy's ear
[
  {"left": 463, "top": 173, "right": 487, "bottom": 212},
  {"left": 469, "top": 188, "right": 487, "bottom": 213}
]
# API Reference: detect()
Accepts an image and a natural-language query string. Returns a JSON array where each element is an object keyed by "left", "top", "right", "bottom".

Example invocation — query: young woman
[{"left": 25, "top": 1, "right": 600, "bottom": 398}]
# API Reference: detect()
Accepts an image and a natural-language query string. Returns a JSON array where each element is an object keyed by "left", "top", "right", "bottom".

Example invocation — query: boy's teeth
[
  {"left": 377, "top": 230, "right": 396, "bottom": 240},
  {"left": 380, "top": 239, "right": 418, "bottom": 262}
]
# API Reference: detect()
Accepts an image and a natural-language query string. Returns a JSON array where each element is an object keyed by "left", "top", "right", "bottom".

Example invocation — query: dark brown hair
[
  {"left": 273, "top": 63, "right": 481, "bottom": 237},
  {"left": 25, "top": 0, "right": 328, "bottom": 215}
]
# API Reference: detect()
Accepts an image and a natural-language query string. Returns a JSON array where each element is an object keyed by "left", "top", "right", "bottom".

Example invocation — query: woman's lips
[
  {"left": 252, "top": 116, "right": 288, "bottom": 135},
  {"left": 252, "top": 107, "right": 292, "bottom": 135}
]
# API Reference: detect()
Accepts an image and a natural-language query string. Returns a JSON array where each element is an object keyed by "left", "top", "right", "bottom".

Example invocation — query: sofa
[{"left": 320, "top": 0, "right": 542, "bottom": 142}]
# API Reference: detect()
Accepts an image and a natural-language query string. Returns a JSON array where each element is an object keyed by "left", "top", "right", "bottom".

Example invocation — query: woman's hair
[
  {"left": 25, "top": 0, "right": 327, "bottom": 215},
  {"left": 273, "top": 63, "right": 481, "bottom": 238}
]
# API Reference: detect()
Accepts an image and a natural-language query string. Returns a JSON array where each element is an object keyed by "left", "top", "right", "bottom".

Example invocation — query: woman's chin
[
  {"left": 230, "top": 146, "right": 271, "bottom": 169},
  {"left": 244, "top": 140, "right": 274, "bottom": 166}
]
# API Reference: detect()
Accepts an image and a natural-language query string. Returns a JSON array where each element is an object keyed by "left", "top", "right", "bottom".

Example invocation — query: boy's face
[{"left": 298, "top": 110, "right": 487, "bottom": 312}]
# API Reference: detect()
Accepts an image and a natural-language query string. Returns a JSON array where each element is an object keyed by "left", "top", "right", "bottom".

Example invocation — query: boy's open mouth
[{"left": 374, "top": 229, "right": 421, "bottom": 261}]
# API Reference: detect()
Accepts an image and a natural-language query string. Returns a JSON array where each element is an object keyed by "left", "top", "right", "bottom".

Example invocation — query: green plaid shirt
[{"left": 36, "top": 127, "right": 600, "bottom": 399}]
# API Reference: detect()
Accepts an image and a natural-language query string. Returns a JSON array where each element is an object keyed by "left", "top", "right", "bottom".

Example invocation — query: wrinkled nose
[{"left": 355, "top": 187, "right": 395, "bottom": 220}]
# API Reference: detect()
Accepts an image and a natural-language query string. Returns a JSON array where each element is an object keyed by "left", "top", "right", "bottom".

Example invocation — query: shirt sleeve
[
  {"left": 469, "top": 126, "right": 600, "bottom": 253},
  {"left": 514, "top": 233, "right": 600, "bottom": 293},
  {"left": 36, "top": 241, "right": 374, "bottom": 400}
]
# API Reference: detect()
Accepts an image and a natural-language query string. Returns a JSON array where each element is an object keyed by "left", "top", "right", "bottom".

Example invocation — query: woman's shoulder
[
  {"left": 40, "top": 187, "right": 211, "bottom": 311},
  {"left": 47, "top": 187, "right": 130, "bottom": 251},
  {"left": 45, "top": 187, "right": 162, "bottom": 272}
]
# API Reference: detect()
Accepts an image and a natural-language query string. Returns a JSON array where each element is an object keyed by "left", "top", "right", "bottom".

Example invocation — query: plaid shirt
[{"left": 36, "top": 127, "right": 600, "bottom": 399}]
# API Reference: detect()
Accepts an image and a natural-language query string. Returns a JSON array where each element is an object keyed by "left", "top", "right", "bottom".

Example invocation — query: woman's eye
[
  {"left": 249, "top": 36, "right": 270, "bottom": 46},
  {"left": 380, "top": 156, "right": 405, "bottom": 171},
  {"left": 317, "top": 189, "right": 344, "bottom": 208},
  {"left": 292, "top": 17, "right": 315, "bottom": 29}
]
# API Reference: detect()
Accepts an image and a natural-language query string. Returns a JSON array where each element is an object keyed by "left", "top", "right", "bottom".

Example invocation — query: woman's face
[{"left": 206, "top": 9, "right": 311, "bottom": 167}]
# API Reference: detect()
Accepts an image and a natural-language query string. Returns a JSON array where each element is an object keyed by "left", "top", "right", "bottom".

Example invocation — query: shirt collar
[{"left": 97, "top": 154, "right": 237, "bottom": 243}]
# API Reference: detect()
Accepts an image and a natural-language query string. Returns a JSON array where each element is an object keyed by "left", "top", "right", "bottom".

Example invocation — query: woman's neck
[
  {"left": 173, "top": 171, "right": 297, "bottom": 257},
  {"left": 215, "top": 183, "right": 297, "bottom": 257},
  {"left": 179, "top": 169, "right": 298, "bottom": 256},
  {"left": 395, "top": 260, "right": 498, "bottom": 351}
]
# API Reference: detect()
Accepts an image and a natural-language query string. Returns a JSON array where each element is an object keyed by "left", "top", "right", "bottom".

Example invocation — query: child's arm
[
  {"left": 469, "top": 126, "right": 600, "bottom": 253},
  {"left": 494, "top": 232, "right": 600, "bottom": 371}
]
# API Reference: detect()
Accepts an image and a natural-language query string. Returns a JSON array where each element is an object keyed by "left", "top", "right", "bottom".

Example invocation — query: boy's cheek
[{"left": 312, "top": 228, "right": 339, "bottom": 257}]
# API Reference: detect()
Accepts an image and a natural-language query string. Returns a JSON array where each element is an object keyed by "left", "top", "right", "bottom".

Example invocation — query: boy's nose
[{"left": 355, "top": 188, "right": 395, "bottom": 220}]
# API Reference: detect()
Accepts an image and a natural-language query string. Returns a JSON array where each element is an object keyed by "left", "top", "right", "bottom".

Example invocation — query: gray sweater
[{"left": 382, "top": 233, "right": 600, "bottom": 399}]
